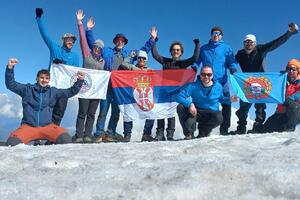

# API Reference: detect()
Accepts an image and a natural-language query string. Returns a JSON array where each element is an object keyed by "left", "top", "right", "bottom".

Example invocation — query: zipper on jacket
[{"left": 37, "top": 92, "right": 43, "bottom": 127}]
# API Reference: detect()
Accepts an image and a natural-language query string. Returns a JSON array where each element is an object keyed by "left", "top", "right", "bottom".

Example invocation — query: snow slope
[{"left": 0, "top": 130, "right": 300, "bottom": 200}]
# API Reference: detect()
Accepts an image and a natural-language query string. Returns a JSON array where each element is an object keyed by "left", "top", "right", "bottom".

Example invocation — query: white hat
[
  {"left": 93, "top": 40, "right": 104, "bottom": 49},
  {"left": 137, "top": 50, "right": 148, "bottom": 61},
  {"left": 244, "top": 34, "right": 256, "bottom": 42}
]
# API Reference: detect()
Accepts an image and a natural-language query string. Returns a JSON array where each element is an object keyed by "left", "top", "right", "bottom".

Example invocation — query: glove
[
  {"left": 288, "top": 22, "right": 298, "bottom": 33},
  {"left": 52, "top": 58, "right": 65, "bottom": 64},
  {"left": 279, "top": 70, "right": 286, "bottom": 74},
  {"left": 36, "top": 8, "right": 43, "bottom": 18},
  {"left": 193, "top": 38, "right": 200, "bottom": 44}
]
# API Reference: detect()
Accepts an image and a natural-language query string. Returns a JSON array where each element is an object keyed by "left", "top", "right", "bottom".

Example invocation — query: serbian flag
[
  {"left": 229, "top": 72, "right": 287, "bottom": 104},
  {"left": 111, "top": 69, "right": 196, "bottom": 122},
  {"left": 50, "top": 64, "right": 111, "bottom": 99}
]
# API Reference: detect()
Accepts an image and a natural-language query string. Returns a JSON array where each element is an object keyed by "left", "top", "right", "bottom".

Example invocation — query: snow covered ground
[{"left": 0, "top": 129, "right": 300, "bottom": 200}]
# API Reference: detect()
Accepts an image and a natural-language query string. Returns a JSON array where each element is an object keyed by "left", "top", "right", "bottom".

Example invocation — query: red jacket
[{"left": 276, "top": 79, "right": 300, "bottom": 113}]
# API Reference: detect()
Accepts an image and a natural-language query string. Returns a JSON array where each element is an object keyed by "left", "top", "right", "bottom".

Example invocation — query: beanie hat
[
  {"left": 211, "top": 26, "right": 223, "bottom": 35},
  {"left": 137, "top": 50, "right": 148, "bottom": 61},
  {"left": 286, "top": 59, "right": 300, "bottom": 69},
  {"left": 113, "top": 33, "right": 128, "bottom": 45},
  {"left": 62, "top": 33, "right": 76, "bottom": 42},
  {"left": 93, "top": 39, "right": 104, "bottom": 49},
  {"left": 244, "top": 34, "right": 256, "bottom": 42}
]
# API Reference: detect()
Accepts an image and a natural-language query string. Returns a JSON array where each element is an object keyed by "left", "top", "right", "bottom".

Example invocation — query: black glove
[
  {"left": 279, "top": 70, "right": 286, "bottom": 74},
  {"left": 36, "top": 8, "right": 43, "bottom": 18},
  {"left": 193, "top": 38, "right": 200, "bottom": 44},
  {"left": 52, "top": 58, "right": 65, "bottom": 64}
]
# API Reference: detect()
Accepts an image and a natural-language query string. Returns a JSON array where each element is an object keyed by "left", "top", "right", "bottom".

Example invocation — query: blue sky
[{"left": 0, "top": 0, "right": 299, "bottom": 138}]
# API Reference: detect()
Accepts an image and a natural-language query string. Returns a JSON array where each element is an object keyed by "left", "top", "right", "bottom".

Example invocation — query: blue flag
[{"left": 229, "top": 72, "right": 287, "bottom": 104}]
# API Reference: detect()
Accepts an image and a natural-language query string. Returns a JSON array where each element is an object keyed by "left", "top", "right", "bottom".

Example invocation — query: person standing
[
  {"left": 35, "top": 8, "right": 80, "bottom": 126},
  {"left": 5, "top": 58, "right": 84, "bottom": 146},
  {"left": 177, "top": 66, "right": 238, "bottom": 139},
  {"left": 196, "top": 26, "right": 238, "bottom": 135},
  {"left": 151, "top": 28, "right": 200, "bottom": 141},
  {"left": 230, "top": 23, "right": 299, "bottom": 134}
]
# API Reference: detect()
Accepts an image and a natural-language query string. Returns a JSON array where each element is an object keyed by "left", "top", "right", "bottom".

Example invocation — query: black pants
[
  {"left": 52, "top": 97, "right": 68, "bottom": 126},
  {"left": 75, "top": 98, "right": 100, "bottom": 138},
  {"left": 156, "top": 117, "right": 175, "bottom": 139},
  {"left": 236, "top": 101, "right": 266, "bottom": 131},
  {"left": 219, "top": 103, "right": 231, "bottom": 133},
  {"left": 177, "top": 104, "right": 223, "bottom": 137},
  {"left": 261, "top": 100, "right": 300, "bottom": 133}
]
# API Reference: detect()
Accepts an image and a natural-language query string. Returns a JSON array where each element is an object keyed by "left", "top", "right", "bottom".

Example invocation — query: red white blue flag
[{"left": 111, "top": 69, "right": 196, "bottom": 122}]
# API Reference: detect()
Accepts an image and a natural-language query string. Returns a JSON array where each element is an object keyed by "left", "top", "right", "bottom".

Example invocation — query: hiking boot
[
  {"left": 252, "top": 122, "right": 263, "bottom": 131},
  {"left": 101, "top": 134, "right": 117, "bottom": 143},
  {"left": 155, "top": 129, "right": 166, "bottom": 141},
  {"left": 228, "top": 129, "right": 246, "bottom": 135},
  {"left": 83, "top": 136, "right": 95, "bottom": 143},
  {"left": 167, "top": 137, "right": 174, "bottom": 141},
  {"left": 197, "top": 131, "right": 209, "bottom": 138},
  {"left": 219, "top": 129, "right": 229, "bottom": 136},
  {"left": 95, "top": 135, "right": 103, "bottom": 143},
  {"left": 123, "top": 135, "right": 131, "bottom": 143},
  {"left": 141, "top": 134, "right": 156, "bottom": 142},
  {"left": 113, "top": 133, "right": 124, "bottom": 142},
  {"left": 184, "top": 133, "right": 194, "bottom": 140},
  {"left": 73, "top": 136, "right": 84, "bottom": 143}
]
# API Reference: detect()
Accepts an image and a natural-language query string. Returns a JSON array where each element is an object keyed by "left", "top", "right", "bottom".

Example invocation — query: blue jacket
[
  {"left": 85, "top": 29, "right": 155, "bottom": 71},
  {"left": 177, "top": 80, "right": 229, "bottom": 111},
  {"left": 5, "top": 67, "right": 83, "bottom": 127},
  {"left": 36, "top": 18, "right": 79, "bottom": 69},
  {"left": 196, "top": 40, "right": 238, "bottom": 85}
]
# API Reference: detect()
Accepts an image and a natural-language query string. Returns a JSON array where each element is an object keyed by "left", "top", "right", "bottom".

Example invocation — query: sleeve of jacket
[
  {"left": 55, "top": 79, "right": 84, "bottom": 99},
  {"left": 120, "top": 56, "right": 141, "bottom": 70},
  {"left": 180, "top": 41, "right": 201, "bottom": 68},
  {"left": 36, "top": 17, "right": 57, "bottom": 51},
  {"left": 5, "top": 67, "right": 27, "bottom": 97},
  {"left": 288, "top": 91, "right": 300, "bottom": 101},
  {"left": 85, "top": 29, "right": 95, "bottom": 51},
  {"left": 260, "top": 31, "right": 293, "bottom": 53},
  {"left": 176, "top": 83, "right": 194, "bottom": 108},
  {"left": 195, "top": 47, "right": 203, "bottom": 66},
  {"left": 140, "top": 38, "right": 157, "bottom": 53},
  {"left": 78, "top": 23, "right": 90, "bottom": 59},
  {"left": 225, "top": 46, "right": 238, "bottom": 74},
  {"left": 151, "top": 44, "right": 165, "bottom": 64}
]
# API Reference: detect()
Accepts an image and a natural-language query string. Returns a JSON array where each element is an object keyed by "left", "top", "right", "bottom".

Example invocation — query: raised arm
[
  {"left": 179, "top": 39, "right": 201, "bottom": 67},
  {"left": 56, "top": 71, "right": 85, "bottom": 99},
  {"left": 35, "top": 8, "right": 57, "bottom": 51},
  {"left": 120, "top": 51, "right": 142, "bottom": 70},
  {"left": 260, "top": 23, "right": 298, "bottom": 53},
  {"left": 85, "top": 17, "right": 96, "bottom": 50},
  {"left": 76, "top": 9, "right": 90, "bottom": 58},
  {"left": 225, "top": 46, "right": 238, "bottom": 74},
  {"left": 5, "top": 58, "right": 27, "bottom": 97}
]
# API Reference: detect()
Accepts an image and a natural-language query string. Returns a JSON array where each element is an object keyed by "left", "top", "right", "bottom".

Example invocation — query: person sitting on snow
[
  {"left": 176, "top": 66, "right": 239, "bottom": 139},
  {"left": 254, "top": 59, "right": 300, "bottom": 133},
  {"left": 5, "top": 58, "right": 84, "bottom": 146}
]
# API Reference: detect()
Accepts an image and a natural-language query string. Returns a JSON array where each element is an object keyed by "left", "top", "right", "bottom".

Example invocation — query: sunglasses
[
  {"left": 286, "top": 68, "right": 298, "bottom": 72},
  {"left": 172, "top": 48, "right": 181, "bottom": 52},
  {"left": 211, "top": 31, "right": 222, "bottom": 36},
  {"left": 200, "top": 73, "right": 213, "bottom": 77},
  {"left": 138, "top": 57, "right": 146, "bottom": 60}
]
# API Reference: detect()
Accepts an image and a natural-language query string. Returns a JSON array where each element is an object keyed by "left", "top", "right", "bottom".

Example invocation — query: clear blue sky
[{"left": 0, "top": 0, "right": 299, "bottom": 138}]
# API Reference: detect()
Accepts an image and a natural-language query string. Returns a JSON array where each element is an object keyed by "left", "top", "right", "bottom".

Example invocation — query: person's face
[
  {"left": 244, "top": 40, "right": 256, "bottom": 51},
  {"left": 200, "top": 67, "right": 213, "bottom": 85},
  {"left": 92, "top": 46, "right": 102, "bottom": 55},
  {"left": 63, "top": 38, "right": 75, "bottom": 49},
  {"left": 37, "top": 73, "right": 50, "bottom": 87},
  {"left": 211, "top": 31, "right": 223, "bottom": 42},
  {"left": 114, "top": 37, "right": 125, "bottom": 49},
  {"left": 137, "top": 57, "right": 147, "bottom": 67},
  {"left": 171, "top": 44, "right": 182, "bottom": 59},
  {"left": 286, "top": 64, "right": 299, "bottom": 82}
]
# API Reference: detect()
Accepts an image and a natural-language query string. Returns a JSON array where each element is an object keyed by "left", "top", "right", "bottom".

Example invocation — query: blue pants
[{"left": 123, "top": 119, "right": 155, "bottom": 137}]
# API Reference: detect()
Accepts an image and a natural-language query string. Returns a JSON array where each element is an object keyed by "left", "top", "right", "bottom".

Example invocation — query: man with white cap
[{"left": 230, "top": 22, "right": 299, "bottom": 135}]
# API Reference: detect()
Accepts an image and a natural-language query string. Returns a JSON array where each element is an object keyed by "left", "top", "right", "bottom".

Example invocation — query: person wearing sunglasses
[
  {"left": 85, "top": 19, "right": 157, "bottom": 143},
  {"left": 35, "top": 8, "right": 80, "bottom": 128},
  {"left": 119, "top": 50, "right": 156, "bottom": 142},
  {"left": 252, "top": 59, "right": 300, "bottom": 134},
  {"left": 231, "top": 22, "right": 299, "bottom": 135},
  {"left": 196, "top": 26, "right": 238, "bottom": 136},
  {"left": 177, "top": 66, "right": 238, "bottom": 139},
  {"left": 72, "top": 10, "right": 106, "bottom": 143},
  {"left": 150, "top": 28, "right": 200, "bottom": 141}
]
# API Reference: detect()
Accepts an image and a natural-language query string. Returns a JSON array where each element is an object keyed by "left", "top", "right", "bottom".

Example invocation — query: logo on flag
[
  {"left": 71, "top": 73, "right": 93, "bottom": 93},
  {"left": 133, "top": 75, "right": 154, "bottom": 111},
  {"left": 243, "top": 77, "right": 272, "bottom": 99}
]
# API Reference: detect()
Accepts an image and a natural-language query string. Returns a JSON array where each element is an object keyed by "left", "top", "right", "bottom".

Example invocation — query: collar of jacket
[
  {"left": 34, "top": 83, "right": 50, "bottom": 93},
  {"left": 62, "top": 45, "right": 72, "bottom": 52},
  {"left": 208, "top": 39, "right": 224, "bottom": 46}
]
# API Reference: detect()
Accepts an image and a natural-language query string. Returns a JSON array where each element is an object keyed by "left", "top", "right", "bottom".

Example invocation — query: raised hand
[
  {"left": 87, "top": 17, "right": 95, "bottom": 30},
  {"left": 7, "top": 58, "right": 19, "bottom": 69},
  {"left": 77, "top": 71, "right": 85, "bottom": 80},
  {"left": 76, "top": 9, "right": 85, "bottom": 23},
  {"left": 150, "top": 26, "right": 158, "bottom": 40},
  {"left": 35, "top": 8, "right": 43, "bottom": 18},
  {"left": 193, "top": 38, "right": 200, "bottom": 44},
  {"left": 288, "top": 23, "right": 299, "bottom": 33},
  {"left": 130, "top": 50, "right": 137, "bottom": 58}
]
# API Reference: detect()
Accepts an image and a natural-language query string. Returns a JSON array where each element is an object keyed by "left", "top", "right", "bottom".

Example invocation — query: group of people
[{"left": 4, "top": 8, "right": 300, "bottom": 146}]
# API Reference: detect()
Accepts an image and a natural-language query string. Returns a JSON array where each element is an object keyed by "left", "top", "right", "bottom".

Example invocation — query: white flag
[{"left": 49, "top": 64, "right": 110, "bottom": 99}]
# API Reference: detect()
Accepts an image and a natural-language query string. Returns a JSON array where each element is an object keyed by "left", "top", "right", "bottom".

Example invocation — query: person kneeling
[
  {"left": 177, "top": 66, "right": 238, "bottom": 139},
  {"left": 5, "top": 58, "right": 84, "bottom": 146}
]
